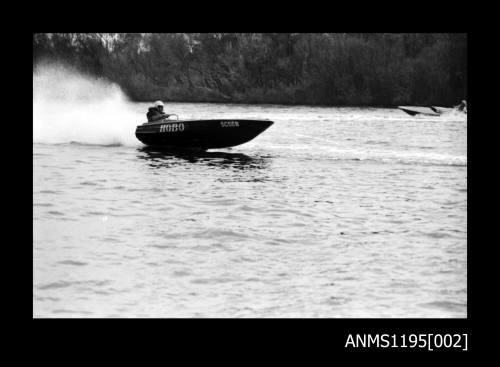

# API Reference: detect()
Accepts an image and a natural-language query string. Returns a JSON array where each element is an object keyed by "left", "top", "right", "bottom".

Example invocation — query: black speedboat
[
  {"left": 397, "top": 106, "right": 440, "bottom": 116},
  {"left": 135, "top": 118, "right": 273, "bottom": 150},
  {"left": 398, "top": 105, "right": 467, "bottom": 116}
]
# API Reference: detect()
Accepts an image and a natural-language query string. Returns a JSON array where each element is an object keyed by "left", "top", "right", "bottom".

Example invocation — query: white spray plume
[{"left": 33, "top": 62, "right": 143, "bottom": 146}]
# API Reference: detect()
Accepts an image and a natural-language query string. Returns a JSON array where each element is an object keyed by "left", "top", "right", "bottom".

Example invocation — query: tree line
[{"left": 33, "top": 33, "right": 467, "bottom": 106}]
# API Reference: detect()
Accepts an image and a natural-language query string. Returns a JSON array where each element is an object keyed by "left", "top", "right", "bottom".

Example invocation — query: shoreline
[{"left": 128, "top": 99, "right": 453, "bottom": 109}]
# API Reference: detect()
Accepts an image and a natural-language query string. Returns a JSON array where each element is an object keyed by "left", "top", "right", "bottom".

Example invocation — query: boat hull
[
  {"left": 135, "top": 119, "right": 273, "bottom": 150},
  {"left": 398, "top": 106, "right": 466, "bottom": 116},
  {"left": 398, "top": 106, "right": 440, "bottom": 116}
]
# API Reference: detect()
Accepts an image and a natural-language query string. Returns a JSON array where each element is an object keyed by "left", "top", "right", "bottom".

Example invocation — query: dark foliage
[{"left": 33, "top": 33, "right": 467, "bottom": 106}]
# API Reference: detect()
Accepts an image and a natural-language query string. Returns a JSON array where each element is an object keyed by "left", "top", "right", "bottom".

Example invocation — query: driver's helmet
[{"left": 154, "top": 100, "right": 164, "bottom": 109}]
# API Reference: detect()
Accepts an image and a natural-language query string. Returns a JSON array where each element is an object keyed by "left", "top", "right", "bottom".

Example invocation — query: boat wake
[
  {"left": 33, "top": 61, "right": 142, "bottom": 146},
  {"left": 268, "top": 142, "right": 466, "bottom": 167}
]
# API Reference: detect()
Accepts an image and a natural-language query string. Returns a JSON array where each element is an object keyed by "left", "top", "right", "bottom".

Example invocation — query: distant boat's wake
[{"left": 33, "top": 62, "right": 142, "bottom": 146}]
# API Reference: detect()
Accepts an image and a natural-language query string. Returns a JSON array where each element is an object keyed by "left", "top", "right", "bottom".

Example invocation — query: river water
[{"left": 33, "top": 101, "right": 467, "bottom": 318}]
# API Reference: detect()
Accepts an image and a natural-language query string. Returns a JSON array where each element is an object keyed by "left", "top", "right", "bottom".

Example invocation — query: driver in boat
[
  {"left": 147, "top": 100, "right": 172, "bottom": 122},
  {"left": 456, "top": 100, "right": 467, "bottom": 113}
]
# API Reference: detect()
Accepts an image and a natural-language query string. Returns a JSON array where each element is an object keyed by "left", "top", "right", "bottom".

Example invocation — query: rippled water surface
[{"left": 33, "top": 103, "right": 467, "bottom": 317}]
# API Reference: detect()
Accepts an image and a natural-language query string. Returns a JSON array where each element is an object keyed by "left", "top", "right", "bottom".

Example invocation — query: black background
[{"left": 19, "top": 2, "right": 479, "bottom": 358}]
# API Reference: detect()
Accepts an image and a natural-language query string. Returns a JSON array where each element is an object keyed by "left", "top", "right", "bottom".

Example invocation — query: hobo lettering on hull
[{"left": 160, "top": 123, "right": 185, "bottom": 133}]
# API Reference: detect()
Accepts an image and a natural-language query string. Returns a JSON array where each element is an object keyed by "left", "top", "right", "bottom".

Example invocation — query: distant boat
[
  {"left": 398, "top": 105, "right": 466, "bottom": 116},
  {"left": 397, "top": 106, "right": 441, "bottom": 116},
  {"left": 135, "top": 118, "right": 273, "bottom": 150}
]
